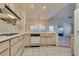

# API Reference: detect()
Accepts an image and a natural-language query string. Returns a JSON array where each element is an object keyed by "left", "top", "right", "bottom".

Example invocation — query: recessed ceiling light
[
  {"left": 43, "top": 6, "right": 47, "bottom": 9},
  {"left": 31, "top": 5, "right": 34, "bottom": 8}
]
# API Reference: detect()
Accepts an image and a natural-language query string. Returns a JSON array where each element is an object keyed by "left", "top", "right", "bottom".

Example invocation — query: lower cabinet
[
  {"left": 23, "top": 33, "right": 56, "bottom": 46},
  {"left": 23, "top": 34, "right": 30, "bottom": 46},
  {"left": 40, "top": 36, "right": 47, "bottom": 45},
  {"left": 40, "top": 34, "right": 56, "bottom": 46},
  {"left": 0, "top": 40, "right": 9, "bottom": 56},
  {"left": 0, "top": 33, "right": 57, "bottom": 56},
  {"left": 51, "top": 35, "right": 56, "bottom": 45},
  {"left": 11, "top": 37, "right": 24, "bottom": 56},
  {"left": 15, "top": 45, "right": 24, "bottom": 56},
  {"left": 0, "top": 49, "right": 9, "bottom": 56},
  {"left": 46, "top": 36, "right": 53, "bottom": 45},
  {"left": 0, "top": 35, "right": 25, "bottom": 56},
  {"left": 0, "top": 41, "right": 9, "bottom": 53}
]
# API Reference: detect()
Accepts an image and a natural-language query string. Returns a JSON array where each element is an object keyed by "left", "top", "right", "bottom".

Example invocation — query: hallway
[{"left": 22, "top": 46, "right": 71, "bottom": 56}]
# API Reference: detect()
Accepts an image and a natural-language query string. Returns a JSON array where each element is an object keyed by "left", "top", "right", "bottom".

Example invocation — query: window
[
  {"left": 30, "top": 24, "right": 45, "bottom": 32},
  {"left": 49, "top": 26, "right": 54, "bottom": 32}
]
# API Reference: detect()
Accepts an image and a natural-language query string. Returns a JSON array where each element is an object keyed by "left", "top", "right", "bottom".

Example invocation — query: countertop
[
  {"left": 0, "top": 32, "right": 26, "bottom": 43},
  {"left": 0, "top": 32, "right": 57, "bottom": 43}
]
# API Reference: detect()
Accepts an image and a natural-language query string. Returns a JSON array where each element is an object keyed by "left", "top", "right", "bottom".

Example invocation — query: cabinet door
[
  {"left": 40, "top": 37, "right": 47, "bottom": 45},
  {"left": 0, "top": 49, "right": 9, "bottom": 56},
  {"left": 11, "top": 39, "right": 24, "bottom": 56},
  {"left": 0, "top": 41, "right": 9, "bottom": 53},
  {"left": 23, "top": 34, "right": 30, "bottom": 46},
  {"left": 0, "top": 4, "right": 4, "bottom": 8},
  {"left": 41, "top": 36, "right": 56, "bottom": 46},
  {"left": 46, "top": 36, "right": 52, "bottom": 45},
  {"left": 51, "top": 35, "right": 56, "bottom": 45},
  {"left": 15, "top": 45, "right": 24, "bottom": 56},
  {"left": 11, "top": 37, "right": 19, "bottom": 46},
  {"left": 46, "top": 36, "right": 56, "bottom": 45},
  {"left": 6, "top": 3, "right": 16, "bottom": 12}
]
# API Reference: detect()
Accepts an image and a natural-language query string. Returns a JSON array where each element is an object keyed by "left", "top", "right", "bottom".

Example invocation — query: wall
[
  {"left": 74, "top": 8, "right": 79, "bottom": 55},
  {"left": 47, "top": 4, "right": 74, "bottom": 37},
  {"left": 25, "top": 4, "right": 74, "bottom": 36},
  {"left": 25, "top": 18, "right": 48, "bottom": 32},
  {"left": 74, "top": 4, "right": 79, "bottom": 56},
  {"left": 47, "top": 17, "right": 72, "bottom": 36}
]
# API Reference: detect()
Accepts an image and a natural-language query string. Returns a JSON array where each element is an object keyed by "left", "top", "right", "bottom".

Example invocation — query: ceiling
[{"left": 14, "top": 3, "right": 70, "bottom": 20}]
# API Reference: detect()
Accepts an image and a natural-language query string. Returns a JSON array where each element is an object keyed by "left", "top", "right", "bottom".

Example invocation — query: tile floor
[{"left": 22, "top": 46, "right": 71, "bottom": 56}]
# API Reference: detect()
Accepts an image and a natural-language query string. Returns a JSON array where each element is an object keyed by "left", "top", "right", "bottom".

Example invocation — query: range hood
[{"left": 0, "top": 4, "right": 21, "bottom": 20}]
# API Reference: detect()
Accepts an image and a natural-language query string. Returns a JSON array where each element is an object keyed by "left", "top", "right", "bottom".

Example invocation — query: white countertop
[
  {"left": 0, "top": 32, "right": 26, "bottom": 43},
  {"left": 0, "top": 32, "right": 57, "bottom": 43}
]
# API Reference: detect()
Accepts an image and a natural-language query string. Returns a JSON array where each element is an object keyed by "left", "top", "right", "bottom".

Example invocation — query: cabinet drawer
[
  {"left": 11, "top": 37, "right": 19, "bottom": 46},
  {"left": 11, "top": 40, "right": 23, "bottom": 56},
  {"left": 0, "top": 41, "right": 9, "bottom": 53},
  {"left": 0, "top": 49, "right": 9, "bottom": 56}
]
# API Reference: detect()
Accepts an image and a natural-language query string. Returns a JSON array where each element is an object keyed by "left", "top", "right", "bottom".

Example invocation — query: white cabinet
[
  {"left": 0, "top": 40, "right": 9, "bottom": 56},
  {"left": 46, "top": 37, "right": 53, "bottom": 45},
  {"left": 0, "top": 41, "right": 9, "bottom": 53},
  {"left": 11, "top": 37, "right": 24, "bottom": 56},
  {"left": 0, "top": 4, "right": 4, "bottom": 8},
  {"left": 0, "top": 49, "right": 9, "bottom": 56},
  {"left": 23, "top": 34, "right": 30, "bottom": 46},
  {"left": 11, "top": 37, "right": 18, "bottom": 46},
  {"left": 15, "top": 45, "right": 24, "bottom": 56},
  {"left": 5, "top": 3, "right": 16, "bottom": 12},
  {"left": 0, "top": 34, "right": 25, "bottom": 56},
  {"left": 40, "top": 33, "right": 56, "bottom": 46},
  {"left": 41, "top": 36, "right": 53, "bottom": 45},
  {"left": 40, "top": 37, "right": 47, "bottom": 45}
]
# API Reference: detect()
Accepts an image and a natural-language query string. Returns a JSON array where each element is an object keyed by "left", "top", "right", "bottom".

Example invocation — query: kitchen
[{"left": 0, "top": 3, "right": 75, "bottom": 56}]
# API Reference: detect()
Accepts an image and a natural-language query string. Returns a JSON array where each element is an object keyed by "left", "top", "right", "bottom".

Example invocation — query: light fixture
[
  {"left": 43, "top": 6, "right": 47, "bottom": 9},
  {"left": 31, "top": 5, "right": 34, "bottom": 8}
]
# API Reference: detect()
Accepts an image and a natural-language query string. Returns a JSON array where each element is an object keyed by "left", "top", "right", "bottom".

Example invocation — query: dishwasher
[{"left": 31, "top": 34, "right": 40, "bottom": 47}]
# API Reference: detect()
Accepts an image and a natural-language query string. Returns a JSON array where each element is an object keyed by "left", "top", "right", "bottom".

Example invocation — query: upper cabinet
[
  {"left": 0, "top": 3, "right": 26, "bottom": 32},
  {"left": 0, "top": 3, "right": 21, "bottom": 25},
  {"left": 5, "top": 3, "right": 22, "bottom": 19},
  {"left": 0, "top": 4, "right": 4, "bottom": 8},
  {"left": 5, "top": 3, "right": 16, "bottom": 13}
]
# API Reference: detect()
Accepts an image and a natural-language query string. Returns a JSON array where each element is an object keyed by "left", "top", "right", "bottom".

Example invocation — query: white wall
[
  {"left": 25, "top": 4, "right": 74, "bottom": 36},
  {"left": 47, "top": 4, "right": 74, "bottom": 37},
  {"left": 74, "top": 8, "right": 79, "bottom": 56},
  {"left": 25, "top": 18, "right": 48, "bottom": 32},
  {"left": 47, "top": 17, "right": 72, "bottom": 36}
]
